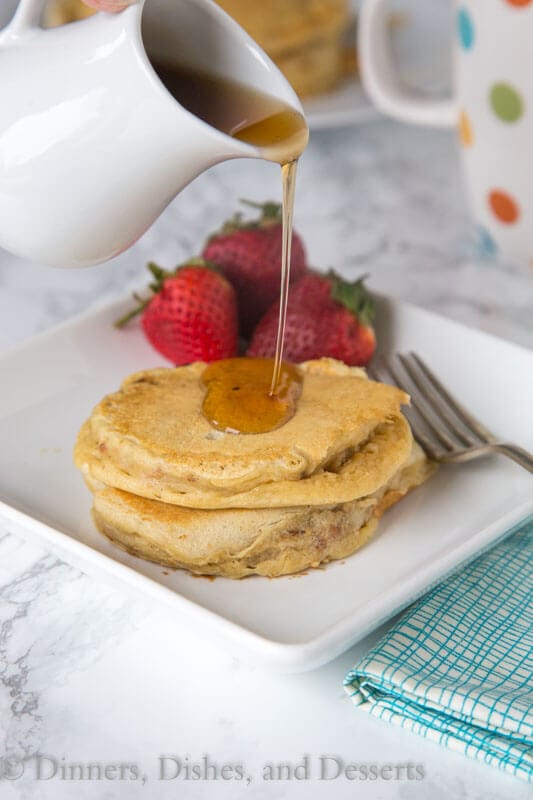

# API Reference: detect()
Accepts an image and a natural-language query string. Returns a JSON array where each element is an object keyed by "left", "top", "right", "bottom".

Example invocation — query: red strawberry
[
  {"left": 202, "top": 200, "right": 307, "bottom": 335},
  {"left": 247, "top": 271, "right": 376, "bottom": 366},
  {"left": 115, "top": 260, "right": 238, "bottom": 365}
]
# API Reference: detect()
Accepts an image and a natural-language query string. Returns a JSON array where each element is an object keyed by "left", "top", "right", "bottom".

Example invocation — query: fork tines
[{"left": 367, "top": 353, "right": 494, "bottom": 462}]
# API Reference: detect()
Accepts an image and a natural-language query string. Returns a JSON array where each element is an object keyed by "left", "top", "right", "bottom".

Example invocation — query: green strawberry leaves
[
  {"left": 239, "top": 199, "right": 282, "bottom": 223},
  {"left": 329, "top": 272, "right": 375, "bottom": 327},
  {"left": 209, "top": 199, "right": 283, "bottom": 239}
]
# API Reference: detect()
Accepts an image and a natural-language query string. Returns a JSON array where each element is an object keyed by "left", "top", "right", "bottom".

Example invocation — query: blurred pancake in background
[
  {"left": 216, "top": 0, "right": 353, "bottom": 97},
  {"left": 43, "top": 0, "right": 95, "bottom": 26}
]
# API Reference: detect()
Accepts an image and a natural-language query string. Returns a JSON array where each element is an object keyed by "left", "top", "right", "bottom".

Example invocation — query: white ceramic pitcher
[{"left": 0, "top": 0, "right": 303, "bottom": 267}]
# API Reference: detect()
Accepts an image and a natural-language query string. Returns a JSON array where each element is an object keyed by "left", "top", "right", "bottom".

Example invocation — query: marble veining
[{"left": 0, "top": 119, "right": 531, "bottom": 799}]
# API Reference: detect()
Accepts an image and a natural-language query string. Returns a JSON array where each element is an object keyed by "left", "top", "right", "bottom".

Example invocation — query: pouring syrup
[{"left": 153, "top": 62, "right": 309, "bottom": 433}]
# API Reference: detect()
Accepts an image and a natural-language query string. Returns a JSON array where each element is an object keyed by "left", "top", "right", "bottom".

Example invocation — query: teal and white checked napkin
[{"left": 344, "top": 517, "right": 533, "bottom": 782}]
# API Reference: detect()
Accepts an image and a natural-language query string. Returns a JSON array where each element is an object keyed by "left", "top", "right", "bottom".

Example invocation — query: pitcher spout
[{"left": 138, "top": 0, "right": 308, "bottom": 164}]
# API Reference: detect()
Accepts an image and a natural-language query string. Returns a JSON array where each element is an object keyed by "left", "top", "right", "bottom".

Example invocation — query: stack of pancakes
[{"left": 74, "top": 359, "right": 434, "bottom": 578}]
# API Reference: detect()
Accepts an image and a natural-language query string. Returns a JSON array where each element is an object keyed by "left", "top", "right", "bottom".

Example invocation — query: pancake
[
  {"left": 74, "top": 359, "right": 411, "bottom": 509},
  {"left": 88, "top": 442, "right": 435, "bottom": 579},
  {"left": 77, "top": 413, "right": 412, "bottom": 509}
]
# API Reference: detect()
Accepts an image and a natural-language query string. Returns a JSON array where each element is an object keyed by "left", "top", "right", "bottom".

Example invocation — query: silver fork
[{"left": 368, "top": 352, "right": 533, "bottom": 474}]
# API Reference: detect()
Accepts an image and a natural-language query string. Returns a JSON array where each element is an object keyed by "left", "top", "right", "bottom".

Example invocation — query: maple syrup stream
[
  {"left": 153, "top": 62, "right": 308, "bottom": 432},
  {"left": 270, "top": 159, "right": 298, "bottom": 395}
]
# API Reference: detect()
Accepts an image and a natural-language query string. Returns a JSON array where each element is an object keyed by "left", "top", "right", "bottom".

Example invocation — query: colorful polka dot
[
  {"left": 477, "top": 226, "right": 498, "bottom": 257},
  {"left": 457, "top": 8, "right": 475, "bottom": 50},
  {"left": 505, "top": 0, "right": 533, "bottom": 7},
  {"left": 488, "top": 190, "right": 520, "bottom": 224},
  {"left": 490, "top": 83, "right": 524, "bottom": 122},
  {"left": 458, "top": 111, "right": 474, "bottom": 146}
]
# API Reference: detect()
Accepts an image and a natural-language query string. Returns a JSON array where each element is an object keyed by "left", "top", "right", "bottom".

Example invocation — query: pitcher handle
[
  {"left": 358, "top": 0, "right": 457, "bottom": 127},
  {"left": 9, "top": 0, "right": 50, "bottom": 33}
]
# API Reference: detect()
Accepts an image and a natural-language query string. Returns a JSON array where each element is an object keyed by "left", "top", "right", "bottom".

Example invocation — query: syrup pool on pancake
[{"left": 202, "top": 358, "right": 302, "bottom": 434}]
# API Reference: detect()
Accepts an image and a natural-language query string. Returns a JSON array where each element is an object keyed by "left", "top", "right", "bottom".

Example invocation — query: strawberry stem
[
  {"left": 114, "top": 262, "right": 167, "bottom": 328},
  {"left": 114, "top": 296, "right": 150, "bottom": 328},
  {"left": 147, "top": 261, "right": 171, "bottom": 291}
]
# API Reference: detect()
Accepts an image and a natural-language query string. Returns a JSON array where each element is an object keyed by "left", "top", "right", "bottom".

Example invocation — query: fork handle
[{"left": 495, "top": 444, "right": 533, "bottom": 474}]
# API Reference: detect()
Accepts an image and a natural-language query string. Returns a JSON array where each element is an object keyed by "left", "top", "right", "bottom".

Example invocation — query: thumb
[{"left": 83, "top": 1, "right": 136, "bottom": 11}]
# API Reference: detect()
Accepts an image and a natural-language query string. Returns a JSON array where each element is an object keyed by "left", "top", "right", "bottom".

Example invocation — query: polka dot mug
[{"left": 359, "top": 0, "right": 533, "bottom": 263}]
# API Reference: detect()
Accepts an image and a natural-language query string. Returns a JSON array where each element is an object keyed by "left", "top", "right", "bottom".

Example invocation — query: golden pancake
[
  {"left": 88, "top": 442, "right": 434, "bottom": 578},
  {"left": 74, "top": 359, "right": 411, "bottom": 509},
  {"left": 77, "top": 413, "right": 412, "bottom": 509}
]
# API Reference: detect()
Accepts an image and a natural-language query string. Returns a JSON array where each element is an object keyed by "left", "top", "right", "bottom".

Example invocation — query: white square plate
[{"left": 0, "top": 295, "right": 531, "bottom": 672}]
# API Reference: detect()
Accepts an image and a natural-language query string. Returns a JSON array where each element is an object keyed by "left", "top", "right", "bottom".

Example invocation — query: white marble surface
[{"left": 0, "top": 119, "right": 532, "bottom": 800}]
